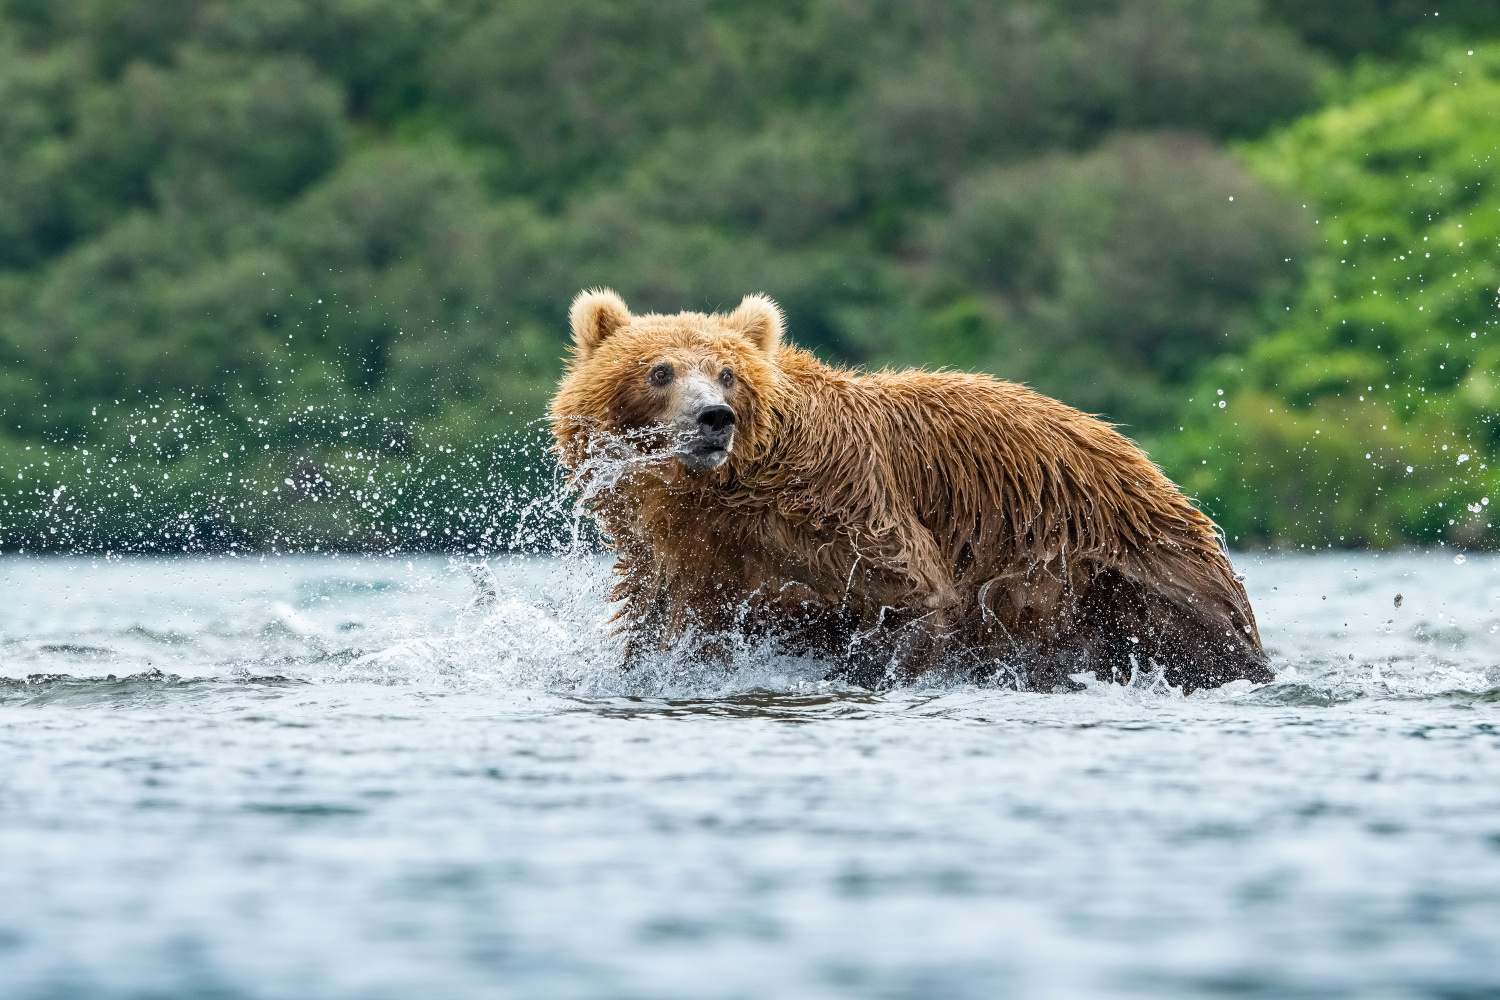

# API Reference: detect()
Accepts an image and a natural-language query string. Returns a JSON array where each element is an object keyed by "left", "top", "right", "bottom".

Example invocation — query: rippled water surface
[{"left": 2, "top": 551, "right": 1499, "bottom": 999}]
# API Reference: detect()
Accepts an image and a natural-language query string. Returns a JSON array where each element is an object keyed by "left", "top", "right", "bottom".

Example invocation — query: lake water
[{"left": 2, "top": 550, "right": 1498, "bottom": 999}]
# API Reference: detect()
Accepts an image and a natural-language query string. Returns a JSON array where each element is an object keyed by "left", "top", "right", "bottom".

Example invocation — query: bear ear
[
  {"left": 569, "top": 288, "right": 632, "bottom": 359},
  {"left": 727, "top": 293, "right": 784, "bottom": 355}
]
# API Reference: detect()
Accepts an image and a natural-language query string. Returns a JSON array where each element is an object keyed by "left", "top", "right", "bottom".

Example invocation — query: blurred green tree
[
  {"left": 1159, "top": 44, "right": 1500, "bottom": 548},
  {"left": 1263, "top": 0, "right": 1500, "bottom": 61},
  {"left": 913, "top": 132, "right": 1310, "bottom": 431}
]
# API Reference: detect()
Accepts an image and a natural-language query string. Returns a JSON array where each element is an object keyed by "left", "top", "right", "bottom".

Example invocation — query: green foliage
[
  {"left": 913, "top": 133, "right": 1310, "bottom": 430},
  {"left": 9, "top": 141, "right": 567, "bottom": 433},
  {"left": 0, "top": 0, "right": 1488, "bottom": 550},
  {"left": 1159, "top": 43, "right": 1500, "bottom": 548},
  {"left": 1264, "top": 0, "right": 1500, "bottom": 62}
]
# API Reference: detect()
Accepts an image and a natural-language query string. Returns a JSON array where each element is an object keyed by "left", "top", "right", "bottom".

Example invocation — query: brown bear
[{"left": 549, "top": 289, "right": 1272, "bottom": 693}]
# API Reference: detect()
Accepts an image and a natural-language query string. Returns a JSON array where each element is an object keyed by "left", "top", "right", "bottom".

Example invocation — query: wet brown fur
[{"left": 550, "top": 289, "right": 1272, "bottom": 693}]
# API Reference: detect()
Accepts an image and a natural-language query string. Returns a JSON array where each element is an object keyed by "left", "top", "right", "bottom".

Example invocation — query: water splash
[{"left": 0, "top": 402, "right": 577, "bottom": 555}]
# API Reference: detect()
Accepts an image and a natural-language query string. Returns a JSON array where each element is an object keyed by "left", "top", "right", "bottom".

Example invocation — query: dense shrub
[
  {"left": 915, "top": 133, "right": 1309, "bottom": 431},
  {"left": 1158, "top": 44, "right": 1500, "bottom": 547}
]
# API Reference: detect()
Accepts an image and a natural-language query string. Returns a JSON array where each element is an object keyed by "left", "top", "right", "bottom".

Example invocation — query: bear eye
[
  {"left": 648, "top": 362, "right": 675, "bottom": 388},
  {"left": 718, "top": 367, "right": 735, "bottom": 388}
]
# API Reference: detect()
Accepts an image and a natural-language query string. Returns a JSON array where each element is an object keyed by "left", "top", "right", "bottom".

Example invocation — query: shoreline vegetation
[{"left": 2, "top": 2, "right": 1498, "bottom": 552}]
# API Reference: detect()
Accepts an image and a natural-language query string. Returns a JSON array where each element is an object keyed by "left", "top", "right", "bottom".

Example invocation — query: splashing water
[
  {"left": 0, "top": 403, "right": 582, "bottom": 555},
  {"left": 1, "top": 549, "right": 1499, "bottom": 999}
]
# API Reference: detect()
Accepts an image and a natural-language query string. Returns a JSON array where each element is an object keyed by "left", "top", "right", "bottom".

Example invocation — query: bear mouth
[{"left": 677, "top": 441, "right": 730, "bottom": 472}]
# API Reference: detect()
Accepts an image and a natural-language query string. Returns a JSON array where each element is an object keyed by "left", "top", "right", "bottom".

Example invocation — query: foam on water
[{"left": 2, "top": 551, "right": 1499, "bottom": 999}]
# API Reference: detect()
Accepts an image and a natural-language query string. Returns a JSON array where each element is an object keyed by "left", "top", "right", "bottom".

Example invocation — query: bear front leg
[{"left": 610, "top": 556, "right": 674, "bottom": 670}]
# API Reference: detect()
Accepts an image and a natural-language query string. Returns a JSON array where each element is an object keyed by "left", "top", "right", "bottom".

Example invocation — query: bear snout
[
  {"left": 695, "top": 404, "right": 736, "bottom": 446},
  {"left": 674, "top": 401, "right": 735, "bottom": 472}
]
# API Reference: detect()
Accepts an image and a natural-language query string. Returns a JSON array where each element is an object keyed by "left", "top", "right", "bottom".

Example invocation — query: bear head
[{"left": 550, "top": 289, "right": 786, "bottom": 477}]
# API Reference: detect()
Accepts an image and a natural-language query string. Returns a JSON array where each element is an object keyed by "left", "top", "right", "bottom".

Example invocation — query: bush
[
  {"left": 913, "top": 133, "right": 1309, "bottom": 431},
  {"left": 1159, "top": 43, "right": 1500, "bottom": 547}
]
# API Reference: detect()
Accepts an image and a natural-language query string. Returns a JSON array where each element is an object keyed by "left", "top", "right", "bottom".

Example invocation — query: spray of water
[{"left": 0, "top": 401, "right": 581, "bottom": 555}]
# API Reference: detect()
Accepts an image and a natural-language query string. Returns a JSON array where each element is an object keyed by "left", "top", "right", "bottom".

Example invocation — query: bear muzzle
[{"left": 677, "top": 403, "right": 735, "bottom": 471}]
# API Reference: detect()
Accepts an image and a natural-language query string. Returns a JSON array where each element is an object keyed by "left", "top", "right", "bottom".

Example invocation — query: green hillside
[{"left": 0, "top": 1, "right": 1497, "bottom": 550}]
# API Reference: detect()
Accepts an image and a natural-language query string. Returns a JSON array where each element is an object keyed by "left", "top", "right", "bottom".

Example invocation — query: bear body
[{"left": 550, "top": 289, "right": 1271, "bottom": 693}]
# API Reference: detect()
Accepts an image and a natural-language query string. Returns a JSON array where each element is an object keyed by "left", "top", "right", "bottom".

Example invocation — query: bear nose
[{"left": 695, "top": 404, "right": 736, "bottom": 443}]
